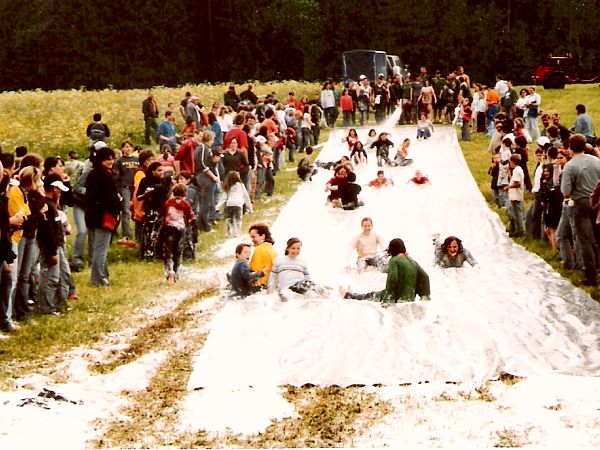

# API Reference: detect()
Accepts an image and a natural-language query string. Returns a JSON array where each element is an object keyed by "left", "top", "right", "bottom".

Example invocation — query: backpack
[{"left": 89, "top": 123, "right": 106, "bottom": 142}]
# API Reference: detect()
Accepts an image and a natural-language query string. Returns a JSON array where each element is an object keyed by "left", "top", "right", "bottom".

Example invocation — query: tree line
[{"left": 1, "top": 0, "right": 599, "bottom": 91}]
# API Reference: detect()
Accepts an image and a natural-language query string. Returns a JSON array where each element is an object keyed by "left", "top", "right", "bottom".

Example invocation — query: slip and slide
[{"left": 181, "top": 116, "right": 600, "bottom": 434}]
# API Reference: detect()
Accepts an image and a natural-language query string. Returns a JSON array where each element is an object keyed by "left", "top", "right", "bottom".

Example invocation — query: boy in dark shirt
[
  {"left": 37, "top": 174, "right": 71, "bottom": 315},
  {"left": 230, "top": 243, "right": 264, "bottom": 298}
]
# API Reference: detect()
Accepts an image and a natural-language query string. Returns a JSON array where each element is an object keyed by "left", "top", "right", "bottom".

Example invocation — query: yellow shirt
[
  {"left": 8, "top": 183, "right": 31, "bottom": 244},
  {"left": 249, "top": 242, "right": 277, "bottom": 286}
]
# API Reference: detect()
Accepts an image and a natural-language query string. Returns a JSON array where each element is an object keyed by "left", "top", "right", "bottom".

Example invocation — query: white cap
[
  {"left": 51, "top": 180, "right": 69, "bottom": 192},
  {"left": 255, "top": 135, "right": 267, "bottom": 144},
  {"left": 536, "top": 136, "right": 550, "bottom": 146},
  {"left": 93, "top": 141, "right": 107, "bottom": 150},
  {"left": 358, "top": 74, "right": 366, "bottom": 81},
  {"left": 503, "top": 132, "right": 515, "bottom": 143}
]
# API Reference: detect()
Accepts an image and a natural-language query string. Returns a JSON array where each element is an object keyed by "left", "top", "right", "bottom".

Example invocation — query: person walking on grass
[{"left": 156, "top": 184, "right": 195, "bottom": 285}]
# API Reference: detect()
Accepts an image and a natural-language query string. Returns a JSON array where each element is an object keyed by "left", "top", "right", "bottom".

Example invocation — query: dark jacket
[
  {"left": 0, "top": 195, "right": 16, "bottom": 265},
  {"left": 142, "top": 97, "right": 158, "bottom": 119},
  {"left": 36, "top": 197, "right": 63, "bottom": 263},
  {"left": 84, "top": 167, "right": 121, "bottom": 229}
]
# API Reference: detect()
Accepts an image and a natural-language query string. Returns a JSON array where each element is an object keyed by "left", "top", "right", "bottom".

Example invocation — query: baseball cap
[
  {"left": 358, "top": 74, "right": 366, "bottom": 81},
  {"left": 93, "top": 141, "right": 108, "bottom": 150},
  {"left": 536, "top": 136, "right": 550, "bottom": 147},
  {"left": 43, "top": 173, "right": 69, "bottom": 192},
  {"left": 378, "top": 73, "right": 385, "bottom": 79},
  {"left": 255, "top": 135, "right": 267, "bottom": 144}
]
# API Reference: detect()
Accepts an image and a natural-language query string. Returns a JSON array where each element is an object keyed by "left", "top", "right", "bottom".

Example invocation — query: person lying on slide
[{"left": 432, "top": 233, "right": 477, "bottom": 268}]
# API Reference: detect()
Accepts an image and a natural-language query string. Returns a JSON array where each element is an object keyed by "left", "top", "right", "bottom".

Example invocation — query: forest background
[{"left": 1, "top": 0, "right": 599, "bottom": 91}]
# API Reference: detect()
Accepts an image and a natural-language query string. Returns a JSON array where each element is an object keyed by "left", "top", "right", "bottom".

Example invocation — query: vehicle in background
[
  {"left": 532, "top": 53, "right": 600, "bottom": 89},
  {"left": 342, "top": 50, "right": 409, "bottom": 85}
]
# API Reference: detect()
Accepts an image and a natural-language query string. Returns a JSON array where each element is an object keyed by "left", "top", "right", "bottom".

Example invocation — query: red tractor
[{"left": 532, "top": 54, "right": 600, "bottom": 89}]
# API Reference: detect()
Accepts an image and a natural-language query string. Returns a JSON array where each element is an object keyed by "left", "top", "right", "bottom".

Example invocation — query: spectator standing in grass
[
  {"left": 37, "top": 174, "right": 71, "bottom": 314},
  {"left": 561, "top": 134, "right": 600, "bottom": 286},
  {"left": 573, "top": 104, "right": 595, "bottom": 144},
  {"left": 142, "top": 90, "right": 159, "bottom": 145},
  {"left": 113, "top": 140, "right": 139, "bottom": 246},
  {"left": 85, "top": 147, "right": 121, "bottom": 287},
  {"left": 504, "top": 154, "right": 525, "bottom": 237},
  {"left": 85, "top": 113, "right": 110, "bottom": 146}
]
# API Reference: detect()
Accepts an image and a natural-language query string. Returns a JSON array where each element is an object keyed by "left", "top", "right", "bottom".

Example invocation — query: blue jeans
[
  {"left": 13, "top": 237, "right": 38, "bottom": 321},
  {"left": 71, "top": 206, "right": 88, "bottom": 269},
  {"left": 508, "top": 200, "right": 525, "bottom": 236},
  {"left": 571, "top": 199, "right": 598, "bottom": 283},
  {"left": 461, "top": 120, "right": 470, "bottom": 141},
  {"left": 487, "top": 104, "right": 499, "bottom": 137},
  {"left": 342, "top": 111, "right": 352, "bottom": 127},
  {"left": 120, "top": 186, "right": 132, "bottom": 239},
  {"left": 225, "top": 206, "right": 243, "bottom": 237},
  {"left": 556, "top": 203, "right": 577, "bottom": 269},
  {"left": 89, "top": 227, "right": 112, "bottom": 286},
  {"left": 37, "top": 245, "right": 69, "bottom": 314},
  {"left": 0, "top": 242, "right": 18, "bottom": 328},
  {"left": 198, "top": 177, "right": 217, "bottom": 232},
  {"left": 162, "top": 226, "right": 184, "bottom": 276},
  {"left": 299, "top": 128, "right": 311, "bottom": 152},
  {"left": 417, "top": 128, "right": 432, "bottom": 139}
]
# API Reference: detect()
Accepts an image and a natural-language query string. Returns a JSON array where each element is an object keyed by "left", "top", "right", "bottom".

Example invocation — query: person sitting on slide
[
  {"left": 349, "top": 217, "right": 388, "bottom": 272},
  {"left": 297, "top": 146, "right": 317, "bottom": 181},
  {"left": 350, "top": 141, "right": 368, "bottom": 165},
  {"left": 268, "top": 237, "right": 326, "bottom": 300},
  {"left": 394, "top": 138, "right": 413, "bottom": 167},
  {"left": 326, "top": 163, "right": 362, "bottom": 209},
  {"left": 229, "top": 243, "right": 265, "bottom": 298},
  {"left": 432, "top": 233, "right": 477, "bottom": 268},
  {"left": 316, "top": 155, "right": 351, "bottom": 171},
  {"left": 370, "top": 132, "right": 396, "bottom": 167},
  {"left": 339, "top": 238, "right": 430, "bottom": 304}
]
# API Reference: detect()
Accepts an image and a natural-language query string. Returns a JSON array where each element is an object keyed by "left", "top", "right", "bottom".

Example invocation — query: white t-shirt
[
  {"left": 508, "top": 166, "right": 525, "bottom": 201},
  {"left": 531, "top": 163, "right": 543, "bottom": 193},
  {"left": 495, "top": 80, "right": 508, "bottom": 97}
]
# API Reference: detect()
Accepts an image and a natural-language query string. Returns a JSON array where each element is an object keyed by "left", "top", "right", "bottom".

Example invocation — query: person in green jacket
[{"left": 339, "top": 238, "right": 430, "bottom": 304}]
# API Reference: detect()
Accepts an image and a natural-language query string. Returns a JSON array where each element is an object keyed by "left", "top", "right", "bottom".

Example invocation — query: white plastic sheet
[{"left": 189, "top": 123, "right": 600, "bottom": 392}]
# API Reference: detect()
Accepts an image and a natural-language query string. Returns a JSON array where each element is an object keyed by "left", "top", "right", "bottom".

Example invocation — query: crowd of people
[
  {"left": 485, "top": 96, "right": 599, "bottom": 286},
  {"left": 1, "top": 70, "right": 598, "bottom": 337}
]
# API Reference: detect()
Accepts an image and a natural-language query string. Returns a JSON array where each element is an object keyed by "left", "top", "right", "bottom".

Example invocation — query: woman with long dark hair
[{"left": 85, "top": 147, "right": 121, "bottom": 286}]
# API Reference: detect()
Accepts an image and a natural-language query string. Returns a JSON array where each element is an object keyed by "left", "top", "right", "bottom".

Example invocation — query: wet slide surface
[{"left": 187, "top": 121, "right": 600, "bottom": 394}]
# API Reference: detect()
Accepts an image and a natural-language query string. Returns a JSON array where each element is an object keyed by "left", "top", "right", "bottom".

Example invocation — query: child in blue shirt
[{"left": 230, "top": 243, "right": 264, "bottom": 298}]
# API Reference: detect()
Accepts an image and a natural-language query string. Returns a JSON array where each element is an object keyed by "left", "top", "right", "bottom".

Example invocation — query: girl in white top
[
  {"left": 268, "top": 238, "right": 326, "bottom": 299},
  {"left": 216, "top": 171, "right": 252, "bottom": 237}
]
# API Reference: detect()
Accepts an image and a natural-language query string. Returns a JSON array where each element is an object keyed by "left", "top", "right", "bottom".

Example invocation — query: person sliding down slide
[
  {"left": 432, "top": 233, "right": 477, "bottom": 268},
  {"left": 268, "top": 238, "right": 329, "bottom": 301},
  {"left": 340, "top": 238, "right": 430, "bottom": 305}
]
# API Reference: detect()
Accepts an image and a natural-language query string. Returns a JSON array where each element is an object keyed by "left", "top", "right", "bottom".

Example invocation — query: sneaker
[
  {"left": 167, "top": 273, "right": 175, "bottom": 285},
  {"left": 67, "top": 293, "right": 79, "bottom": 300},
  {"left": 117, "top": 237, "right": 129, "bottom": 244}
]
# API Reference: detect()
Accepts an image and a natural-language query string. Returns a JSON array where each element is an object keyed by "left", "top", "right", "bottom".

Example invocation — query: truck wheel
[{"left": 543, "top": 73, "right": 566, "bottom": 89}]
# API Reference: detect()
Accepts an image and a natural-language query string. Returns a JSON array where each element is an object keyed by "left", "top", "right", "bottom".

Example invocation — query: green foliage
[{"left": 2, "top": 0, "right": 600, "bottom": 89}]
